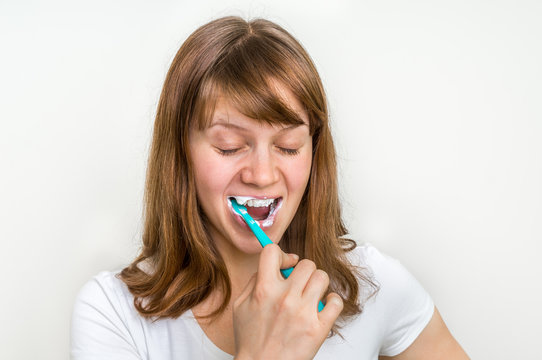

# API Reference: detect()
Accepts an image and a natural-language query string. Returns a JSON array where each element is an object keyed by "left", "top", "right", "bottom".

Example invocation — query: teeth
[
  {"left": 231, "top": 196, "right": 276, "bottom": 207},
  {"left": 246, "top": 199, "right": 274, "bottom": 207},
  {"left": 231, "top": 196, "right": 253, "bottom": 206}
]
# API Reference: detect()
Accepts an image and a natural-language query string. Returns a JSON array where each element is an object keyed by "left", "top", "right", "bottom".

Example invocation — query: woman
[{"left": 71, "top": 16, "right": 468, "bottom": 359}]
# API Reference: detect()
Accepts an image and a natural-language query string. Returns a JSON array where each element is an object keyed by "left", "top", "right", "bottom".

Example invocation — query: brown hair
[{"left": 119, "top": 16, "right": 378, "bottom": 335}]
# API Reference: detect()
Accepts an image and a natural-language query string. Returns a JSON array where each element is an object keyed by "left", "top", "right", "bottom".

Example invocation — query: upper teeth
[{"left": 232, "top": 196, "right": 276, "bottom": 207}]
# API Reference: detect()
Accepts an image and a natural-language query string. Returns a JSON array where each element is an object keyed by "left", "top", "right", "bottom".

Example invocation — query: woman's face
[{"left": 189, "top": 86, "right": 312, "bottom": 259}]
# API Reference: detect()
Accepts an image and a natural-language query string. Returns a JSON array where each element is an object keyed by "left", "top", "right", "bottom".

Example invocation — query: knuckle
[
  {"left": 278, "top": 293, "right": 297, "bottom": 313},
  {"left": 263, "top": 243, "right": 279, "bottom": 255},
  {"left": 314, "top": 269, "right": 329, "bottom": 284},
  {"left": 298, "top": 259, "right": 317, "bottom": 272},
  {"left": 253, "top": 282, "right": 272, "bottom": 303},
  {"left": 305, "top": 322, "right": 321, "bottom": 337}
]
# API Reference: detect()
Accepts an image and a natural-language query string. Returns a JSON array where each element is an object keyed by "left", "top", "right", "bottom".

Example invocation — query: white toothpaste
[{"left": 231, "top": 196, "right": 275, "bottom": 207}]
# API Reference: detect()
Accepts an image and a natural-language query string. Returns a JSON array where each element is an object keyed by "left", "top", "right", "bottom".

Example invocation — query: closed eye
[
  {"left": 216, "top": 147, "right": 299, "bottom": 156},
  {"left": 278, "top": 147, "right": 299, "bottom": 156},
  {"left": 216, "top": 148, "right": 240, "bottom": 156}
]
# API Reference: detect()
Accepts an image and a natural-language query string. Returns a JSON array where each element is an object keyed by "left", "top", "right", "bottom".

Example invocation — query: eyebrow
[
  {"left": 208, "top": 121, "right": 248, "bottom": 131},
  {"left": 209, "top": 120, "right": 308, "bottom": 132}
]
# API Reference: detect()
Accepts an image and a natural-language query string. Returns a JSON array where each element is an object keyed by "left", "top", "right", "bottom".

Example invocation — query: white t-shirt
[{"left": 70, "top": 244, "right": 434, "bottom": 359}]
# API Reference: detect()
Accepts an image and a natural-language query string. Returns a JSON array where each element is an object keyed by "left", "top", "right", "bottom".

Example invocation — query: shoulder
[
  {"left": 76, "top": 270, "right": 128, "bottom": 298},
  {"left": 347, "top": 243, "right": 435, "bottom": 357},
  {"left": 73, "top": 270, "right": 135, "bottom": 320},
  {"left": 347, "top": 242, "right": 402, "bottom": 270},
  {"left": 347, "top": 243, "right": 427, "bottom": 295},
  {"left": 71, "top": 270, "right": 144, "bottom": 359}
]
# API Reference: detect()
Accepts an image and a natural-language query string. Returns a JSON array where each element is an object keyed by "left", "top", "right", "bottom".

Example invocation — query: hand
[{"left": 232, "top": 244, "right": 344, "bottom": 360}]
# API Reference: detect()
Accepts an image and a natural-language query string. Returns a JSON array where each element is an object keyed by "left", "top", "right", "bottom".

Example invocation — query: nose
[{"left": 240, "top": 147, "right": 280, "bottom": 188}]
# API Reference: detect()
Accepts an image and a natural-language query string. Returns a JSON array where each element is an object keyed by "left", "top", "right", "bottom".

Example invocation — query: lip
[
  {"left": 229, "top": 194, "right": 281, "bottom": 201},
  {"left": 226, "top": 196, "right": 283, "bottom": 230}
]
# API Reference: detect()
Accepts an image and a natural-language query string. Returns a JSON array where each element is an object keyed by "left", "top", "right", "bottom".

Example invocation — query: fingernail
[
  {"left": 290, "top": 253, "right": 299, "bottom": 261},
  {"left": 330, "top": 296, "right": 342, "bottom": 306}
]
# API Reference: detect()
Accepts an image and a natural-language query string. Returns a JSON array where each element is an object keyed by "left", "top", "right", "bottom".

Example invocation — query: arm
[{"left": 380, "top": 307, "right": 469, "bottom": 360}]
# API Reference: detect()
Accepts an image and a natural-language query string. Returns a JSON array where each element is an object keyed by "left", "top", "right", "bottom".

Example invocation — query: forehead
[
  {"left": 193, "top": 78, "right": 309, "bottom": 132},
  {"left": 210, "top": 95, "right": 309, "bottom": 130}
]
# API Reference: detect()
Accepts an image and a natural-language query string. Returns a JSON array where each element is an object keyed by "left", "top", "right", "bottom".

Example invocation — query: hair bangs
[{"left": 193, "top": 33, "right": 315, "bottom": 132}]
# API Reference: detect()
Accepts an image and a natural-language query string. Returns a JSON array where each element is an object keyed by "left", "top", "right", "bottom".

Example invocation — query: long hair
[{"left": 119, "top": 16, "right": 378, "bottom": 335}]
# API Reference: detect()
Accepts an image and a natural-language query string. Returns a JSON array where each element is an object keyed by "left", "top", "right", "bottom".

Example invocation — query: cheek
[
  {"left": 192, "top": 151, "right": 235, "bottom": 200},
  {"left": 284, "top": 152, "right": 312, "bottom": 193}
]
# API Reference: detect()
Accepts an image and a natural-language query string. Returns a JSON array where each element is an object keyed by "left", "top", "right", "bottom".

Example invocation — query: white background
[{"left": 1, "top": 1, "right": 540, "bottom": 359}]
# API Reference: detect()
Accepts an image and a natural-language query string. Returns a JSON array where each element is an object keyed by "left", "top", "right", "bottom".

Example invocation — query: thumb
[{"left": 281, "top": 252, "right": 300, "bottom": 270}]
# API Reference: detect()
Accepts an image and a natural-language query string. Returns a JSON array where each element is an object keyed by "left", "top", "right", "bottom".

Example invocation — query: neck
[{"left": 209, "top": 227, "right": 261, "bottom": 300}]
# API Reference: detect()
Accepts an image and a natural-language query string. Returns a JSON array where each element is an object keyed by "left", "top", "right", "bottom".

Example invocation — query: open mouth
[{"left": 228, "top": 196, "right": 283, "bottom": 228}]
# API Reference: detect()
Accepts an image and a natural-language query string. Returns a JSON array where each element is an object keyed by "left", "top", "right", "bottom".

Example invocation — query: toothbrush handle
[
  {"left": 280, "top": 267, "right": 294, "bottom": 278},
  {"left": 280, "top": 266, "right": 325, "bottom": 312}
]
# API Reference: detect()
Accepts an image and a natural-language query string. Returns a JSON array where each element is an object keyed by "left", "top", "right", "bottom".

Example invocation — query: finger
[
  {"left": 234, "top": 272, "right": 257, "bottom": 307},
  {"left": 257, "top": 243, "right": 284, "bottom": 284},
  {"left": 302, "top": 269, "right": 329, "bottom": 308},
  {"left": 286, "top": 259, "right": 317, "bottom": 295},
  {"left": 318, "top": 293, "right": 343, "bottom": 329},
  {"left": 281, "top": 252, "right": 300, "bottom": 270}
]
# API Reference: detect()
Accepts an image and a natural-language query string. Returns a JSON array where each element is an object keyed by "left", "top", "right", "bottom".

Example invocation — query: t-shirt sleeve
[
  {"left": 363, "top": 246, "right": 435, "bottom": 357},
  {"left": 70, "top": 272, "right": 142, "bottom": 360}
]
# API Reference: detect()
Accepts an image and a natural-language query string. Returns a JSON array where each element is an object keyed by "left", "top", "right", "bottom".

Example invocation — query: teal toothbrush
[{"left": 230, "top": 198, "right": 325, "bottom": 312}]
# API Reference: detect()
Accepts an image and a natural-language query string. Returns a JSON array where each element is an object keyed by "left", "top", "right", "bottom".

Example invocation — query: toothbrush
[{"left": 230, "top": 198, "right": 325, "bottom": 312}]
